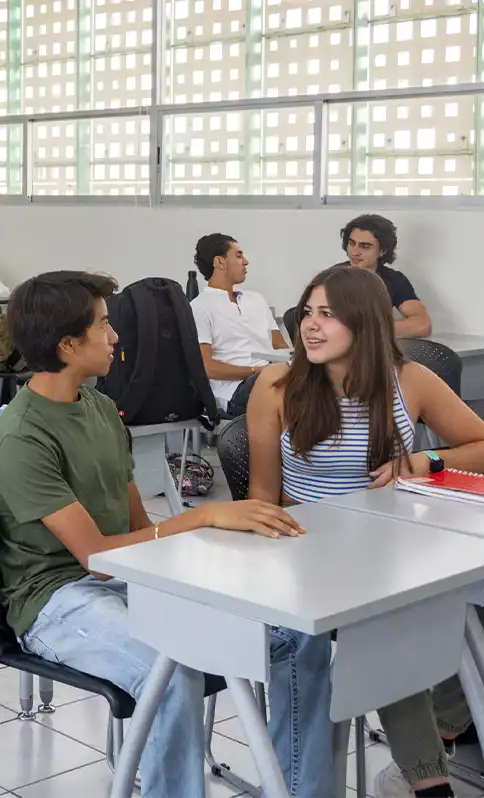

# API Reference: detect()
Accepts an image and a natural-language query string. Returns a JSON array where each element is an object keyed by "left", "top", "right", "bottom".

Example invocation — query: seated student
[
  {"left": 0, "top": 270, "right": 334, "bottom": 798},
  {"left": 341, "top": 213, "right": 432, "bottom": 339},
  {"left": 191, "top": 233, "right": 288, "bottom": 416},
  {"left": 247, "top": 265, "right": 484, "bottom": 798}
]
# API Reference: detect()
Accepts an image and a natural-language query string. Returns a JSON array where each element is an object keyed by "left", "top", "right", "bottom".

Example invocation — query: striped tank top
[{"left": 281, "top": 374, "right": 415, "bottom": 502}]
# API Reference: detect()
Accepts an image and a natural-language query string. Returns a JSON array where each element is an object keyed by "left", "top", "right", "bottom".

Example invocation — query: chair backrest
[
  {"left": 399, "top": 338, "right": 462, "bottom": 396},
  {"left": 283, "top": 307, "right": 297, "bottom": 345},
  {"left": 217, "top": 415, "right": 249, "bottom": 500}
]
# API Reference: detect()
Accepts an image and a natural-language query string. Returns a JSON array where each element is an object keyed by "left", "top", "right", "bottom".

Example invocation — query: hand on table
[
  {"left": 205, "top": 500, "right": 305, "bottom": 539},
  {"left": 369, "top": 452, "right": 431, "bottom": 490}
]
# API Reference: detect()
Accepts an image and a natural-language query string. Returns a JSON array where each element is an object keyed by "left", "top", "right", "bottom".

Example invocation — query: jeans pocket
[{"left": 22, "top": 614, "right": 62, "bottom": 664}]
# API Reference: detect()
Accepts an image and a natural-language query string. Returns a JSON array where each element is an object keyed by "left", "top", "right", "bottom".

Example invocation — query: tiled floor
[{"left": 1, "top": 448, "right": 483, "bottom": 797}]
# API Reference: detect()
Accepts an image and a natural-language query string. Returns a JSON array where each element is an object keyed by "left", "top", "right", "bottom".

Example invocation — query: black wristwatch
[{"left": 424, "top": 450, "right": 445, "bottom": 474}]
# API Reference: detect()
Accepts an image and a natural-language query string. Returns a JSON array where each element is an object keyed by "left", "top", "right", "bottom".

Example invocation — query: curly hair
[{"left": 340, "top": 214, "right": 398, "bottom": 265}]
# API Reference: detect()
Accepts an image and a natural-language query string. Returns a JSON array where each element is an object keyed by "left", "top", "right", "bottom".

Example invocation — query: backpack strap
[
  {"left": 162, "top": 279, "right": 219, "bottom": 425},
  {"left": 115, "top": 282, "right": 159, "bottom": 423}
]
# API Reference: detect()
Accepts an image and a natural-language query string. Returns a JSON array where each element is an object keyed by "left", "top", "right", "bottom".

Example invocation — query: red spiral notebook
[{"left": 396, "top": 469, "right": 484, "bottom": 504}]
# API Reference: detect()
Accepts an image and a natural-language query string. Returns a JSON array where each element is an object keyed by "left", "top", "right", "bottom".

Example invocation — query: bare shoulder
[
  {"left": 398, "top": 360, "right": 448, "bottom": 408},
  {"left": 399, "top": 360, "right": 439, "bottom": 387},
  {"left": 257, "top": 362, "right": 289, "bottom": 390}
]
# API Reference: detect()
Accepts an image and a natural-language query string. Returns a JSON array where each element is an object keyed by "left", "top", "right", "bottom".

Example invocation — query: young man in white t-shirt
[{"left": 190, "top": 233, "right": 288, "bottom": 414}]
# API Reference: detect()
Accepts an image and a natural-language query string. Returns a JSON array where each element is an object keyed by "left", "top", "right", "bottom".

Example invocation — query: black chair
[
  {"left": 282, "top": 307, "right": 297, "bottom": 346},
  {"left": 399, "top": 338, "right": 462, "bottom": 397},
  {"left": 399, "top": 338, "right": 462, "bottom": 450},
  {"left": 0, "top": 606, "right": 256, "bottom": 796},
  {"left": 217, "top": 415, "right": 250, "bottom": 500}
]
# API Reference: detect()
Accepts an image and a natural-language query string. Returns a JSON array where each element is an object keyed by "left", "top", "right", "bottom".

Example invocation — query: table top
[
  {"left": 321, "top": 488, "right": 484, "bottom": 540},
  {"left": 251, "top": 349, "right": 292, "bottom": 363},
  {"left": 90, "top": 501, "right": 484, "bottom": 636},
  {"left": 425, "top": 333, "right": 484, "bottom": 358}
]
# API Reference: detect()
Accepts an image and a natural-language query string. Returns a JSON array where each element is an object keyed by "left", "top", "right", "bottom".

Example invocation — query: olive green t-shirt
[{"left": 0, "top": 385, "right": 133, "bottom": 637}]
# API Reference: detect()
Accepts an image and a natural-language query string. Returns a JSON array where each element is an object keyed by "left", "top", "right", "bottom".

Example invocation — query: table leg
[
  {"left": 459, "top": 641, "right": 484, "bottom": 757},
  {"left": 226, "top": 676, "right": 289, "bottom": 798},
  {"left": 110, "top": 654, "right": 177, "bottom": 798}
]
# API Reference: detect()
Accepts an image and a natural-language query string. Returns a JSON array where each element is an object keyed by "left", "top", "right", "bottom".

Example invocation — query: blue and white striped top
[{"left": 281, "top": 374, "right": 415, "bottom": 502}]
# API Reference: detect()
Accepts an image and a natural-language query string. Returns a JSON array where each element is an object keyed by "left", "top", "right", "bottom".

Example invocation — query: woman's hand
[
  {"left": 369, "top": 452, "right": 430, "bottom": 490},
  {"left": 204, "top": 500, "right": 305, "bottom": 539}
]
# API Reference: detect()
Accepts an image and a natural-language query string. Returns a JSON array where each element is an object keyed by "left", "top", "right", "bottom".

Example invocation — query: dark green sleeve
[
  {"left": 0, "top": 434, "right": 77, "bottom": 523},
  {"left": 103, "top": 395, "right": 134, "bottom": 483}
]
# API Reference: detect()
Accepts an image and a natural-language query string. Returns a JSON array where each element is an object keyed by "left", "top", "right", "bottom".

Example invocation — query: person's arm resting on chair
[{"left": 392, "top": 273, "right": 431, "bottom": 339}]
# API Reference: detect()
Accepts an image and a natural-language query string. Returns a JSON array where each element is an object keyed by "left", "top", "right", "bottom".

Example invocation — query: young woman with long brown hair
[{"left": 247, "top": 265, "right": 484, "bottom": 798}]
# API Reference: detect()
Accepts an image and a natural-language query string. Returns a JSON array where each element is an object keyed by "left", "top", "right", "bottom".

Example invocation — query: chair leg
[
  {"left": 355, "top": 716, "right": 367, "bottom": 798},
  {"left": 204, "top": 693, "right": 259, "bottom": 797},
  {"left": 191, "top": 426, "right": 202, "bottom": 457},
  {"left": 37, "top": 676, "right": 56, "bottom": 714},
  {"left": 18, "top": 670, "right": 36, "bottom": 720},
  {"left": 106, "top": 713, "right": 141, "bottom": 792}
]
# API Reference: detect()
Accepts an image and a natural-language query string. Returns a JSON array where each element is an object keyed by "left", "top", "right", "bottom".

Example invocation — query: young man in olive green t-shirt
[{"left": 0, "top": 271, "right": 333, "bottom": 798}]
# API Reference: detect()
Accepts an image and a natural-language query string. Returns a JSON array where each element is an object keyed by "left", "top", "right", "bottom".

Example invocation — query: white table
[
  {"left": 90, "top": 501, "right": 484, "bottom": 798},
  {"left": 251, "top": 349, "right": 291, "bottom": 363}
]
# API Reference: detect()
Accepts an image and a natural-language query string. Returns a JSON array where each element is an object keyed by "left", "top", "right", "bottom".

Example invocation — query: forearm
[
  {"left": 435, "top": 442, "right": 484, "bottom": 474},
  {"left": 271, "top": 331, "right": 290, "bottom": 350},
  {"left": 249, "top": 479, "right": 281, "bottom": 505},
  {"left": 395, "top": 316, "right": 431, "bottom": 339},
  {"left": 93, "top": 506, "right": 211, "bottom": 556},
  {"left": 207, "top": 359, "right": 263, "bottom": 380}
]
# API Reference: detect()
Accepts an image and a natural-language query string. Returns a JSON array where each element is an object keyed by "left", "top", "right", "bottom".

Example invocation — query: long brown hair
[{"left": 277, "top": 265, "right": 409, "bottom": 473}]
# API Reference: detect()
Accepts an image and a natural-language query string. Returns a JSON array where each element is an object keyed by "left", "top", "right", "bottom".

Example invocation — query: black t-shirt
[{"left": 376, "top": 264, "right": 419, "bottom": 309}]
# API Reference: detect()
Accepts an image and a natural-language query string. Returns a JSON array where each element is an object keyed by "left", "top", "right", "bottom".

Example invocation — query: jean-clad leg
[
  {"left": 268, "top": 626, "right": 333, "bottom": 797},
  {"left": 21, "top": 575, "right": 205, "bottom": 798},
  {"left": 22, "top": 576, "right": 334, "bottom": 798}
]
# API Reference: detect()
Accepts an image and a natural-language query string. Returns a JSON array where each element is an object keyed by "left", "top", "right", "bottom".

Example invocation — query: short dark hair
[
  {"left": 8, "top": 270, "right": 118, "bottom": 373},
  {"left": 194, "top": 233, "right": 236, "bottom": 280},
  {"left": 340, "top": 214, "right": 398, "bottom": 265}
]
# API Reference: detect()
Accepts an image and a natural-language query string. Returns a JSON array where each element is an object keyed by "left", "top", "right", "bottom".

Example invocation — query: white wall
[{"left": 0, "top": 204, "right": 479, "bottom": 334}]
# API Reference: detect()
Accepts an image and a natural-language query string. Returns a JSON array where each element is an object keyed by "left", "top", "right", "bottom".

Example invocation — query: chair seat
[
  {"left": 1, "top": 648, "right": 136, "bottom": 719},
  {"left": 1, "top": 645, "right": 227, "bottom": 719}
]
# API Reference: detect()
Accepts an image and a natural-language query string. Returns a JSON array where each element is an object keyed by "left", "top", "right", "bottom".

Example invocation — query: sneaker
[
  {"left": 442, "top": 738, "right": 456, "bottom": 759},
  {"left": 374, "top": 762, "right": 413, "bottom": 798}
]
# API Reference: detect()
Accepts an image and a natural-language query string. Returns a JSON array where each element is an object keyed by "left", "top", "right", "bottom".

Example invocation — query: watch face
[{"left": 429, "top": 457, "right": 444, "bottom": 473}]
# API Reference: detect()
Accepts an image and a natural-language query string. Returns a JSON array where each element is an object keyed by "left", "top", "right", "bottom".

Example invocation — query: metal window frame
[{"left": 0, "top": 74, "right": 483, "bottom": 206}]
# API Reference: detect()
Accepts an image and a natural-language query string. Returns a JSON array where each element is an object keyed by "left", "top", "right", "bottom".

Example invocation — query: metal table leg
[
  {"left": 109, "top": 654, "right": 177, "bottom": 798},
  {"left": 226, "top": 676, "right": 289, "bottom": 798}
]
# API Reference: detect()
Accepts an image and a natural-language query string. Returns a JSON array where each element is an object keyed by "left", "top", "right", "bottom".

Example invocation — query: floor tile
[
  {"left": 0, "top": 716, "right": 103, "bottom": 791},
  {"left": 213, "top": 689, "right": 238, "bottom": 723},
  {"left": 34, "top": 695, "right": 108, "bottom": 754},
  {"left": 0, "top": 705, "right": 16, "bottom": 724},
  {"left": 0, "top": 667, "right": 92, "bottom": 713},
  {"left": 14, "top": 757, "right": 248, "bottom": 797},
  {"left": 210, "top": 732, "right": 260, "bottom": 790},
  {"left": 346, "top": 741, "right": 393, "bottom": 797}
]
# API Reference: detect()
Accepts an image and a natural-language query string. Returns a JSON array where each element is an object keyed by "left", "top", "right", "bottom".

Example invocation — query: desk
[
  {"left": 251, "top": 349, "right": 291, "bottom": 363},
  {"left": 319, "top": 487, "right": 484, "bottom": 541},
  {"left": 90, "top": 502, "right": 484, "bottom": 798}
]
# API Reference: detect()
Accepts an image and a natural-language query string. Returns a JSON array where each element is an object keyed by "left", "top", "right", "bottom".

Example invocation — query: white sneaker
[{"left": 374, "top": 761, "right": 413, "bottom": 798}]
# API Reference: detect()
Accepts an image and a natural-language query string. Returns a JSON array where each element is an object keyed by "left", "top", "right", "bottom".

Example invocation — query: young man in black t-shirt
[{"left": 340, "top": 214, "right": 432, "bottom": 339}]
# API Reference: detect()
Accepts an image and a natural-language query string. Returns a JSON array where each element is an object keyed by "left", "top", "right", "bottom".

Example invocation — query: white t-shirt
[{"left": 191, "top": 287, "right": 278, "bottom": 409}]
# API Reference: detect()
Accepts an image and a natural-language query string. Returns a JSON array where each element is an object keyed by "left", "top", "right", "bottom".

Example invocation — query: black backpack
[{"left": 97, "top": 277, "right": 219, "bottom": 428}]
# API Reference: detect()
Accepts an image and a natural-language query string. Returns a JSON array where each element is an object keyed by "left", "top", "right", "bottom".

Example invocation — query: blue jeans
[{"left": 21, "top": 575, "right": 333, "bottom": 798}]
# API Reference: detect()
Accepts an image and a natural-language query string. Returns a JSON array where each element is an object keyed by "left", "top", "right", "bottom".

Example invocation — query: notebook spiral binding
[{"left": 448, "top": 468, "right": 483, "bottom": 478}]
